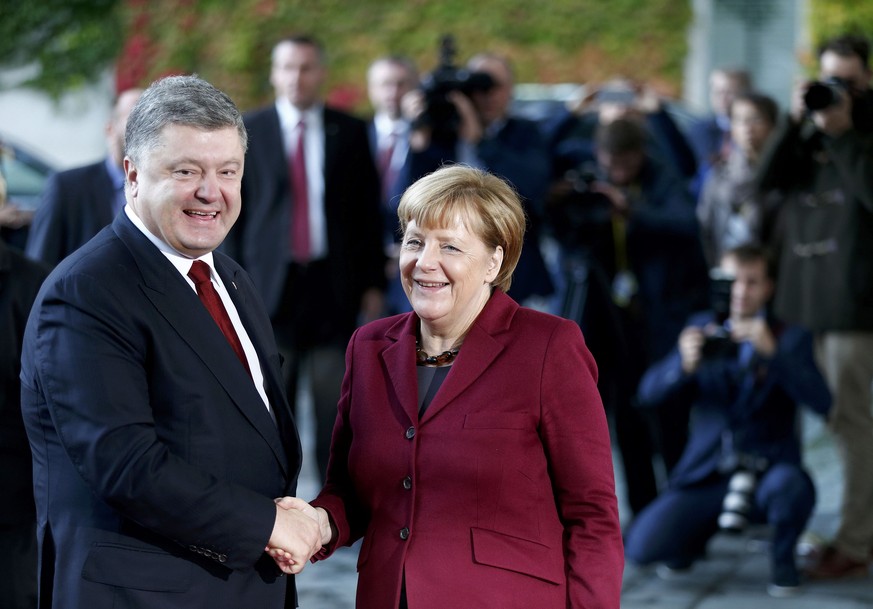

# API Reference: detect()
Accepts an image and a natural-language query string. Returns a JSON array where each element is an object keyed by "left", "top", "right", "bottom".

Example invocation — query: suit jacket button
[
  {"left": 402, "top": 476, "right": 412, "bottom": 490},
  {"left": 219, "top": 554, "right": 228, "bottom": 563},
  {"left": 405, "top": 426, "right": 415, "bottom": 439},
  {"left": 399, "top": 527, "right": 410, "bottom": 540}
]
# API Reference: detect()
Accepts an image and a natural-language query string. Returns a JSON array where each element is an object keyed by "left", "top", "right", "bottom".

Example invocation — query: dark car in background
[
  {"left": 1, "top": 134, "right": 55, "bottom": 211},
  {"left": 1, "top": 134, "right": 56, "bottom": 248},
  {"left": 511, "top": 83, "right": 702, "bottom": 137}
]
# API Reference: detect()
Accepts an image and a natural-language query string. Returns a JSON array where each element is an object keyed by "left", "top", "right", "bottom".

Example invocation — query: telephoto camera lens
[{"left": 718, "top": 470, "right": 756, "bottom": 534}]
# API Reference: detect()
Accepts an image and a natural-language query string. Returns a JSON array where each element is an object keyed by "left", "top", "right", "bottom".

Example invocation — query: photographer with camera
[
  {"left": 403, "top": 46, "right": 554, "bottom": 306},
  {"left": 756, "top": 33, "right": 873, "bottom": 580},
  {"left": 547, "top": 117, "right": 708, "bottom": 517},
  {"left": 624, "top": 244, "right": 831, "bottom": 596}
]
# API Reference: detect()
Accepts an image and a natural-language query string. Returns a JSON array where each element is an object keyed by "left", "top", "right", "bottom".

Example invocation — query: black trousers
[{"left": 273, "top": 261, "right": 355, "bottom": 484}]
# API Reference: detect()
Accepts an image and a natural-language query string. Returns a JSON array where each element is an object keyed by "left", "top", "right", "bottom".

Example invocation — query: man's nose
[{"left": 196, "top": 174, "right": 221, "bottom": 202}]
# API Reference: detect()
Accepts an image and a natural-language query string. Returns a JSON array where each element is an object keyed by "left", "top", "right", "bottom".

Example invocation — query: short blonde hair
[{"left": 397, "top": 165, "right": 525, "bottom": 293}]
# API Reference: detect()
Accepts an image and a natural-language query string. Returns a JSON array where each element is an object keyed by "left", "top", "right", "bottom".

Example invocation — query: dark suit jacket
[
  {"left": 311, "top": 290, "right": 624, "bottom": 609},
  {"left": 688, "top": 115, "right": 726, "bottom": 167},
  {"left": 0, "top": 240, "right": 49, "bottom": 526},
  {"left": 25, "top": 160, "right": 118, "bottom": 266},
  {"left": 20, "top": 213, "right": 301, "bottom": 608},
  {"left": 366, "top": 120, "right": 411, "bottom": 243},
  {"left": 226, "top": 105, "right": 385, "bottom": 329},
  {"left": 637, "top": 311, "right": 832, "bottom": 488}
]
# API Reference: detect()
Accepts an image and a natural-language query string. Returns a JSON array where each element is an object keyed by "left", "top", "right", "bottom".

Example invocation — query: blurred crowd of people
[{"left": 2, "top": 29, "right": 873, "bottom": 607}]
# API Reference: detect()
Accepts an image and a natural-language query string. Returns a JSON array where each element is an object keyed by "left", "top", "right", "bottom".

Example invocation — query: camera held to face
[
  {"left": 803, "top": 77, "right": 850, "bottom": 112},
  {"left": 415, "top": 35, "right": 495, "bottom": 143},
  {"left": 701, "top": 269, "right": 738, "bottom": 360}
]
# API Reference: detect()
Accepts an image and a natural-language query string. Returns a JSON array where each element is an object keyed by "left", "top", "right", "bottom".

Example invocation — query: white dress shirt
[
  {"left": 124, "top": 205, "right": 272, "bottom": 414},
  {"left": 275, "top": 97, "right": 328, "bottom": 261},
  {"left": 373, "top": 112, "right": 410, "bottom": 175}
]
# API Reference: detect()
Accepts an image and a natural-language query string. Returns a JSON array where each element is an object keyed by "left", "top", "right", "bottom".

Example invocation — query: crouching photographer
[{"left": 624, "top": 244, "right": 832, "bottom": 597}]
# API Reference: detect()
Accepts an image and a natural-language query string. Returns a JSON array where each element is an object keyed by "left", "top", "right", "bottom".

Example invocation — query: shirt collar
[
  {"left": 123, "top": 204, "right": 217, "bottom": 278},
  {"left": 374, "top": 113, "right": 410, "bottom": 138},
  {"left": 275, "top": 97, "right": 322, "bottom": 131}
]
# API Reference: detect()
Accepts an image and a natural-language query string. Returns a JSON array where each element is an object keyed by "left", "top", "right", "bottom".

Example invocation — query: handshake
[{"left": 265, "top": 496, "right": 333, "bottom": 575}]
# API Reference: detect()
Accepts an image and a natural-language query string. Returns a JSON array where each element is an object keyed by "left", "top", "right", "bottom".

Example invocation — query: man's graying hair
[{"left": 124, "top": 75, "right": 247, "bottom": 164}]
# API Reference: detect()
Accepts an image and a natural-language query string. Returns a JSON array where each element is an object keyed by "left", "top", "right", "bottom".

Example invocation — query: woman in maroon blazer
[{"left": 302, "top": 165, "right": 623, "bottom": 607}]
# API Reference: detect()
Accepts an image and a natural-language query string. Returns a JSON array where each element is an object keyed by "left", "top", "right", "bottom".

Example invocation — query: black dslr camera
[
  {"left": 701, "top": 269, "right": 738, "bottom": 360},
  {"left": 416, "top": 35, "right": 495, "bottom": 144},
  {"left": 803, "top": 77, "right": 850, "bottom": 111},
  {"left": 803, "top": 76, "right": 873, "bottom": 132},
  {"left": 547, "top": 161, "right": 613, "bottom": 253}
]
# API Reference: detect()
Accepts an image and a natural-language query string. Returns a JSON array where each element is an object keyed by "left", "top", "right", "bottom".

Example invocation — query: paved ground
[{"left": 293, "top": 393, "right": 873, "bottom": 608}]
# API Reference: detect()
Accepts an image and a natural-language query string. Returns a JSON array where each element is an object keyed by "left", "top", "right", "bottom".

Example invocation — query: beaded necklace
[{"left": 415, "top": 341, "right": 460, "bottom": 367}]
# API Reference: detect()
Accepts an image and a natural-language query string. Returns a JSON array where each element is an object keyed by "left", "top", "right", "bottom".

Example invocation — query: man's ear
[{"left": 124, "top": 157, "right": 138, "bottom": 200}]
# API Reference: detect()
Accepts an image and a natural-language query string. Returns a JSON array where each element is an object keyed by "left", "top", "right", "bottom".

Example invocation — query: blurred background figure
[
  {"left": 688, "top": 68, "right": 752, "bottom": 178},
  {"left": 544, "top": 78, "right": 699, "bottom": 201},
  {"left": 0, "top": 173, "right": 50, "bottom": 609},
  {"left": 24, "top": 89, "right": 143, "bottom": 267},
  {"left": 366, "top": 55, "right": 419, "bottom": 316},
  {"left": 625, "top": 244, "right": 831, "bottom": 597},
  {"left": 225, "top": 34, "right": 385, "bottom": 484},
  {"left": 404, "top": 48, "right": 555, "bottom": 308},
  {"left": 757, "top": 32, "right": 873, "bottom": 580},
  {"left": 547, "top": 116, "right": 708, "bottom": 517},
  {"left": 696, "top": 92, "right": 781, "bottom": 268}
]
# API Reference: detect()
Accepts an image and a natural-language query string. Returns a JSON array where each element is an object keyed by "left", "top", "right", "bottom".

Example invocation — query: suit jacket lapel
[
  {"left": 218, "top": 260, "right": 301, "bottom": 479},
  {"left": 323, "top": 108, "right": 341, "bottom": 184},
  {"left": 382, "top": 316, "right": 420, "bottom": 424},
  {"left": 384, "top": 290, "right": 515, "bottom": 424},
  {"left": 113, "top": 215, "right": 290, "bottom": 476},
  {"left": 419, "top": 323, "right": 503, "bottom": 423}
]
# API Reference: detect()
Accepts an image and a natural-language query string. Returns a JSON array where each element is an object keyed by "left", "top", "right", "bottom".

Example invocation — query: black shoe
[
  {"left": 656, "top": 561, "right": 693, "bottom": 580},
  {"left": 768, "top": 563, "right": 801, "bottom": 598}
]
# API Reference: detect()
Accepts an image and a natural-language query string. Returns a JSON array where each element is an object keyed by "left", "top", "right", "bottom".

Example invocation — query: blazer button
[
  {"left": 218, "top": 554, "right": 228, "bottom": 563},
  {"left": 399, "top": 527, "right": 410, "bottom": 540},
  {"left": 402, "top": 476, "right": 412, "bottom": 490},
  {"left": 405, "top": 426, "right": 415, "bottom": 439}
]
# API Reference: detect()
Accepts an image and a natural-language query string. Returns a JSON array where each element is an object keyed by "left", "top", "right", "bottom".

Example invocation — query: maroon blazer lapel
[
  {"left": 383, "top": 290, "right": 518, "bottom": 423},
  {"left": 382, "top": 315, "right": 420, "bottom": 423}
]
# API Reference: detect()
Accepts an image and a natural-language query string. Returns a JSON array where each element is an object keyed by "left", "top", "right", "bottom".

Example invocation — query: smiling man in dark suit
[
  {"left": 20, "top": 75, "right": 323, "bottom": 609},
  {"left": 225, "top": 34, "right": 386, "bottom": 484}
]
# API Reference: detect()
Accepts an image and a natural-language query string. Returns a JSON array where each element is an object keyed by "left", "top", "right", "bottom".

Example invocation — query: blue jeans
[{"left": 624, "top": 463, "right": 815, "bottom": 574}]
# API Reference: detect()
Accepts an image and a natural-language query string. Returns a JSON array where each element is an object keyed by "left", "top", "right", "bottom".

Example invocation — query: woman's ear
[{"left": 486, "top": 245, "right": 504, "bottom": 283}]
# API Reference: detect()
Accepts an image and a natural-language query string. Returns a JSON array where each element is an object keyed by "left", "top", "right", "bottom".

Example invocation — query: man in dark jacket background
[{"left": 757, "top": 32, "right": 873, "bottom": 579}]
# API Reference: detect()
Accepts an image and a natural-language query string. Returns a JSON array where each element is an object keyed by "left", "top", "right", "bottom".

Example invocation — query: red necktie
[
  {"left": 188, "top": 260, "right": 252, "bottom": 377},
  {"left": 290, "top": 119, "right": 310, "bottom": 262}
]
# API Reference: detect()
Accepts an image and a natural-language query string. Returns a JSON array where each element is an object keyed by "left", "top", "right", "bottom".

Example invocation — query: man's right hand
[
  {"left": 678, "top": 326, "right": 705, "bottom": 374},
  {"left": 265, "top": 502, "right": 322, "bottom": 574}
]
